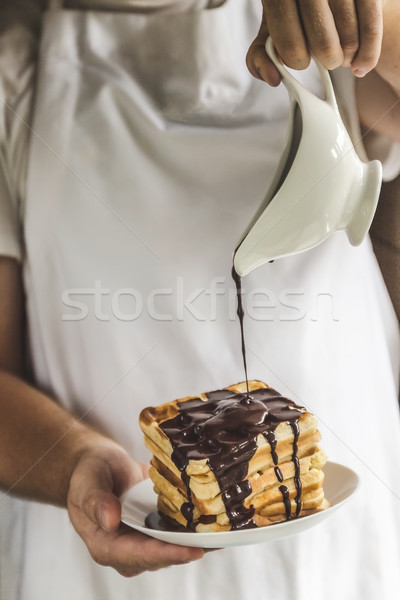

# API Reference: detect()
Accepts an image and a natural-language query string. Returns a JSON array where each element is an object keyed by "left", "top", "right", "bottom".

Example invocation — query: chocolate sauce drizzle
[
  {"left": 231, "top": 266, "right": 250, "bottom": 395},
  {"left": 159, "top": 387, "right": 305, "bottom": 531}
]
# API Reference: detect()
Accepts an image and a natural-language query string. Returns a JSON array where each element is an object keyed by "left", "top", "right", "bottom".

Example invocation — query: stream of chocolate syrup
[{"left": 231, "top": 266, "right": 250, "bottom": 395}]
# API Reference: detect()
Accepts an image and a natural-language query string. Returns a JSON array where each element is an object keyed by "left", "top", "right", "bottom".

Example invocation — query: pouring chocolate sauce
[{"left": 231, "top": 266, "right": 250, "bottom": 396}]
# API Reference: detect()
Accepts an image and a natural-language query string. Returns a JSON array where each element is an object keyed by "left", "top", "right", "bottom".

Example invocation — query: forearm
[
  {"left": 377, "top": 1, "right": 400, "bottom": 95},
  {"left": 356, "top": 1, "right": 400, "bottom": 140},
  {"left": 0, "top": 367, "right": 115, "bottom": 506},
  {"left": 0, "top": 258, "right": 25, "bottom": 376},
  {"left": 356, "top": 71, "right": 400, "bottom": 141}
]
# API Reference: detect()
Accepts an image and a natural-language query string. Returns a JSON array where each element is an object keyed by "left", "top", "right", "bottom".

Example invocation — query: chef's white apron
[{"left": 2, "top": 1, "right": 400, "bottom": 599}]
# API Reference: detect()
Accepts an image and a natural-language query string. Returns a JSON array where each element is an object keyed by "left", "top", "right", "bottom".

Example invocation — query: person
[{"left": 1, "top": 0, "right": 400, "bottom": 598}]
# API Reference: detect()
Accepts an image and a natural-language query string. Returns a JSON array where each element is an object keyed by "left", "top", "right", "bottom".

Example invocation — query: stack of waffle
[{"left": 139, "top": 380, "right": 329, "bottom": 532}]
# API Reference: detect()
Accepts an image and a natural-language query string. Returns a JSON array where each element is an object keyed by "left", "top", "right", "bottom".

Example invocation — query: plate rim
[{"left": 120, "top": 460, "right": 359, "bottom": 547}]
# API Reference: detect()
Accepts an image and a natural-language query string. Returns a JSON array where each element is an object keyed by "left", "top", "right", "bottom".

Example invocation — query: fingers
[
  {"left": 329, "top": 0, "right": 359, "bottom": 66},
  {"left": 297, "top": 0, "right": 344, "bottom": 69},
  {"left": 351, "top": 0, "right": 383, "bottom": 76},
  {"left": 246, "top": 15, "right": 282, "bottom": 86},
  {"left": 262, "top": 0, "right": 310, "bottom": 70},
  {"left": 247, "top": 1, "right": 383, "bottom": 85},
  {"left": 87, "top": 526, "right": 204, "bottom": 578}
]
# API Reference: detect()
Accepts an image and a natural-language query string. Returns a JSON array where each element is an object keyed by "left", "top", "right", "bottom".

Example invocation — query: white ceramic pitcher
[{"left": 233, "top": 37, "right": 382, "bottom": 277}]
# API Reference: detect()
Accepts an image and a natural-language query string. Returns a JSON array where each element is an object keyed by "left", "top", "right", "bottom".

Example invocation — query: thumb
[
  {"left": 69, "top": 453, "right": 120, "bottom": 531},
  {"left": 96, "top": 459, "right": 148, "bottom": 532},
  {"left": 246, "top": 15, "right": 281, "bottom": 87},
  {"left": 69, "top": 447, "right": 144, "bottom": 533},
  {"left": 96, "top": 493, "right": 121, "bottom": 533}
]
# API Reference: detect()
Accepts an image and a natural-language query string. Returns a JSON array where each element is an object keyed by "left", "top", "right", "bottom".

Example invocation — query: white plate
[{"left": 120, "top": 461, "right": 359, "bottom": 548}]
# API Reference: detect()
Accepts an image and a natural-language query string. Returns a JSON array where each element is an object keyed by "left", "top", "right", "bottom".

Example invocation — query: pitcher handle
[{"left": 265, "top": 36, "right": 338, "bottom": 111}]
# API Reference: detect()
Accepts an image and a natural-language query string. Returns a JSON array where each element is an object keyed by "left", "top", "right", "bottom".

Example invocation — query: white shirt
[{"left": 1, "top": 1, "right": 400, "bottom": 599}]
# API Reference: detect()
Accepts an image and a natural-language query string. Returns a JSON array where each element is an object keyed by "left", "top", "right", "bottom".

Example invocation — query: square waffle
[{"left": 139, "top": 380, "right": 329, "bottom": 532}]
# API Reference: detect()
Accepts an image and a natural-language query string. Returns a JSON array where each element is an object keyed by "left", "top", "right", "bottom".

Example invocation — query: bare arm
[
  {"left": 0, "top": 257, "right": 24, "bottom": 376},
  {"left": 356, "top": 2, "right": 400, "bottom": 141},
  {"left": 0, "top": 257, "right": 203, "bottom": 575},
  {"left": 246, "top": 1, "right": 400, "bottom": 140},
  {"left": 0, "top": 257, "right": 125, "bottom": 504}
]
